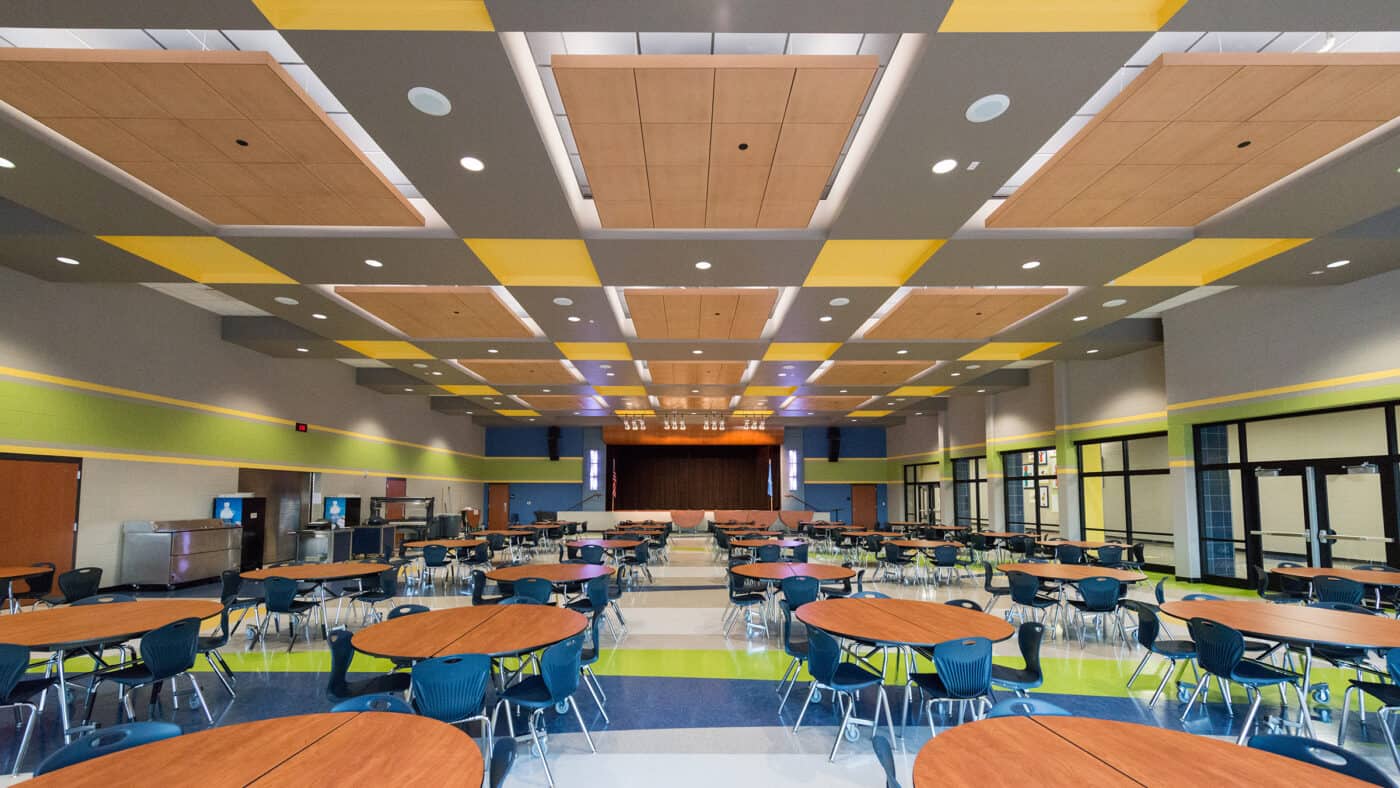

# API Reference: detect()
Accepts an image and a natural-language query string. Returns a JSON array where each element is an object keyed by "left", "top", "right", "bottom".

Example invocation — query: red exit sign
[{"left": 295, "top": 422, "right": 308, "bottom": 432}]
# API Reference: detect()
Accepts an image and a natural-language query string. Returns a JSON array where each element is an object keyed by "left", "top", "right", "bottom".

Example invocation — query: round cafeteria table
[
  {"left": 0, "top": 599, "right": 221, "bottom": 739},
  {"left": 731, "top": 538, "right": 806, "bottom": 549},
  {"left": 487, "top": 562, "right": 614, "bottom": 589},
  {"left": 404, "top": 538, "right": 485, "bottom": 550},
  {"left": 731, "top": 562, "right": 854, "bottom": 583},
  {"left": 568, "top": 538, "right": 642, "bottom": 550},
  {"left": 887, "top": 539, "right": 960, "bottom": 550},
  {"left": 25, "top": 711, "right": 483, "bottom": 787},
  {"left": 979, "top": 531, "right": 1026, "bottom": 540},
  {"left": 1037, "top": 540, "right": 1128, "bottom": 550},
  {"left": 796, "top": 597, "right": 1014, "bottom": 647},
  {"left": 0, "top": 565, "right": 52, "bottom": 613},
  {"left": 912, "top": 715, "right": 1367, "bottom": 787},
  {"left": 997, "top": 562, "right": 1145, "bottom": 583},
  {"left": 354, "top": 604, "right": 587, "bottom": 661},
  {"left": 242, "top": 561, "right": 389, "bottom": 639},
  {"left": 1160, "top": 598, "right": 1400, "bottom": 735},
  {"left": 925, "top": 524, "right": 968, "bottom": 531},
  {"left": 843, "top": 530, "right": 893, "bottom": 539}
]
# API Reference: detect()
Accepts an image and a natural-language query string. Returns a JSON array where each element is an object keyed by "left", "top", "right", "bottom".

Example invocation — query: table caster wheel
[
  {"left": 1176, "top": 684, "right": 1191, "bottom": 703},
  {"left": 845, "top": 725, "right": 860, "bottom": 742},
  {"left": 812, "top": 690, "right": 822, "bottom": 703},
  {"left": 1315, "top": 708, "right": 1333, "bottom": 724},
  {"left": 555, "top": 700, "right": 569, "bottom": 714},
  {"left": 1312, "top": 685, "right": 1330, "bottom": 705}
]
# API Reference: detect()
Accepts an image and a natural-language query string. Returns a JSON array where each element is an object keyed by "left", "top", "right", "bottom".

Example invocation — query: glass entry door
[
  {"left": 1248, "top": 460, "right": 1397, "bottom": 571},
  {"left": 910, "top": 482, "right": 940, "bottom": 523}
]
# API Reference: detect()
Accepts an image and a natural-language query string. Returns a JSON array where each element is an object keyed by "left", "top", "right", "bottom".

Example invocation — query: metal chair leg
[
  {"left": 1127, "top": 651, "right": 1152, "bottom": 689},
  {"left": 1236, "top": 686, "right": 1264, "bottom": 745},
  {"left": 569, "top": 696, "right": 597, "bottom": 752}
]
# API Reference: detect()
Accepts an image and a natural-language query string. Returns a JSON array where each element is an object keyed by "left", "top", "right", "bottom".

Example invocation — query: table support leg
[
  {"left": 54, "top": 648, "right": 73, "bottom": 741},
  {"left": 1299, "top": 646, "right": 1316, "bottom": 738}
]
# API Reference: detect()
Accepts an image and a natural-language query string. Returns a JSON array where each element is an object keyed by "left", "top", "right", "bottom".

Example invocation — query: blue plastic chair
[
  {"left": 1094, "top": 545, "right": 1125, "bottom": 568},
  {"left": 489, "top": 738, "right": 517, "bottom": 788},
  {"left": 1054, "top": 544, "right": 1085, "bottom": 565},
  {"left": 330, "top": 693, "right": 414, "bottom": 714},
  {"left": 621, "top": 541, "right": 654, "bottom": 584},
  {"left": 781, "top": 575, "right": 820, "bottom": 611},
  {"left": 991, "top": 622, "right": 1045, "bottom": 696},
  {"left": 944, "top": 599, "right": 982, "bottom": 611},
  {"left": 878, "top": 543, "right": 916, "bottom": 584},
  {"left": 421, "top": 544, "right": 453, "bottom": 586},
  {"left": 873, "top": 734, "right": 900, "bottom": 788},
  {"left": 512, "top": 577, "right": 555, "bottom": 605},
  {"left": 327, "top": 628, "right": 411, "bottom": 701},
  {"left": 72, "top": 593, "right": 136, "bottom": 606},
  {"left": 1314, "top": 575, "right": 1366, "bottom": 606},
  {"left": 491, "top": 634, "right": 596, "bottom": 787},
  {"left": 33, "top": 721, "right": 181, "bottom": 776},
  {"left": 756, "top": 544, "right": 782, "bottom": 563},
  {"left": 388, "top": 603, "right": 429, "bottom": 619},
  {"left": 981, "top": 563, "right": 1010, "bottom": 612},
  {"left": 1006, "top": 571, "right": 1058, "bottom": 625},
  {"left": 579, "top": 608, "right": 609, "bottom": 722},
  {"left": 1249, "top": 734, "right": 1397, "bottom": 786},
  {"left": 579, "top": 545, "right": 606, "bottom": 565},
  {"left": 1067, "top": 576, "right": 1123, "bottom": 647},
  {"left": 986, "top": 696, "right": 1072, "bottom": 718},
  {"left": 908, "top": 637, "right": 994, "bottom": 736},
  {"left": 724, "top": 570, "right": 768, "bottom": 639},
  {"left": 794, "top": 628, "right": 895, "bottom": 761},
  {"left": 412, "top": 653, "right": 494, "bottom": 749},
  {"left": 1341, "top": 647, "right": 1400, "bottom": 773},
  {"left": 1183, "top": 617, "right": 1304, "bottom": 743},
  {"left": 259, "top": 576, "right": 318, "bottom": 651},
  {"left": 499, "top": 595, "right": 544, "bottom": 605},
  {"left": 84, "top": 617, "right": 211, "bottom": 726},
  {"left": 0, "top": 642, "right": 50, "bottom": 775},
  {"left": 1121, "top": 600, "right": 1197, "bottom": 707},
  {"left": 788, "top": 543, "right": 810, "bottom": 563},
  {"left": 350, "top": 566, "right": 400, "bottom": 624}
]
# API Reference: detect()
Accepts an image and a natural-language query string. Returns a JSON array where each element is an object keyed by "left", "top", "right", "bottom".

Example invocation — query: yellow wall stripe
[
  {"left": 1056, "top": 410, "right": 1168, "bottom": 431},
  {"left": 1168, "top": 368, "right": 1400, "bottom": 412}
]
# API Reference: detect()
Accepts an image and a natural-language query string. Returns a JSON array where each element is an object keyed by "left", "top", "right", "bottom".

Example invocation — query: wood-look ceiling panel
[
  {"left": 457, "top": 360, "right": 579, "bottom": 385},
  {"left": 987, "top": 53, "right": 1400, "bottom": 229},
  {"left": 555, "top": 54, "right": 875, "bottom": 230},
  {"left": 865, "top": 288, "right": 1069, "bottom": 341},
  {"left": 0, "top": 49, "right": 421, "bottom": 228},
  {"left": 519, "top": 394, "right": 600, "bottom": 411},
  {"left": 625, "top": 288, "right": 778, "bottom": 340},
  {"left": 814, "top": 361, "right": 932, "bottom": 387},
  {"left": 648, "top": 361, "right": 747, "bottom": 385},
  {"left": 785, "top": 396, "right": 872, "bottom": 411},
  {"left": 336, "top": 286, "right": 532, "bottom": 339},
  {"left": 658, "top": 396, "right": 731, "bottom": 411}
]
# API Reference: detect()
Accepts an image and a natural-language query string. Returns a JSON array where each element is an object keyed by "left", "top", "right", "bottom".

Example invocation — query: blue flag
[{"left": 767, "top": 457, "right": 774, "bottom": 497}]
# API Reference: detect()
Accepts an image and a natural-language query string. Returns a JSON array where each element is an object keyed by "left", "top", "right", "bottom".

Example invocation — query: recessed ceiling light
[
  {"left": 466, "top": 411, "right": 473, "bottom": 415},
  {"left": 606, "top": 372, "right": 616, "bottom": 377},
  {"left": 311, "top": 313, "right": 328, "bottom": 320},
  {"left": 1326, "top": 259, "right": 1351, "bottom": 269},
  {"left": 412, "top": 363, "right": 428, "bottom": 368},
  {"left": 915, "top": 412, "right": 923, "bottom": 416},
  {"left": 295, "top": 347, "right": 309, "bottom": 353},
  {"left": 459, "top": 156, "right": 485, "bottom": 172},
  {"left": 829, "top": 297, "right": 850, "bottom": 307},
  {"left": 553, "top": 297, "right": 574, "bottom": 306},
  {"left": 1102, "top": 298, "right": 1127, "bottom": 308},
  {"left": 1086, "top": 348, "right": 1100, "bottom": 354},
  {"left": 839, "top": 389, "right": 848, "bottom": 393},
  {"left": 528, "top": 418, "right": 536, "bottom": 422},
  {"left": 1021, "top": 260, "right": 1040, "bottom": 270},
  {"left": 819, "top": 315, "right": 833, "bottom": 322},
  {"left": 782, "top": 365, "right": 795, "bottom": 370},
  {"left": 807, "top": 411, "right": 815, "bottom": 416},
  {"left": 951, "top": 372, "right": 961, "bottom": 377},
  {"left": 487, "top": 348, "right": 499, "bottom": 354},
  {"left": 0, "top": 157, "right": 14, "bottom": 169},
  {"left": 1072, "top": 315, "right": 1088, "bottom": 322},
  {"left": 542, "top": 388, "right": 552, "bottom": 393},
  {"left": 431, "top": 371, "right": 443, "bottom": 376},
  {"left": 977, "top": 388, "right": 987, "bottom": 393},
  {"left": 55, "top": 256, "right": 80, "bottom": 266},
  {"left": 966, "top": 93, "right": 1011, "bottom": 123},
  {"left": 1309, "top": 270, "right": 1325, "bottom": 276},
  {"left": 778, "top": 372, "right": 787, "bottom": 377},
  {"left": 274, "top": 296, "right": 299, "bottom": 305},
  {"left": 403, "top": 387, "right": 414, "bottom": 392},
  {"left": 694, "top": 260, "right": 712, "bottom": 270},
  {"left": 691, "top": 389, "right": 700, "bottom": 393},
  {"left": 896, "top": 349, "right": 909, "bottom": 355},
  {"left": 407, "top": 86, "right": 452, "bottom": 116},
  {"left": 567, "top": 316, "right": 581, "bottom": 322},
  {"left": 965, "top": 364, "right": 980, "bottom": 370},
  {"left": 691, "top": 349, "right": 704, "bottom": 355},
  {"left": 364, "top": 259, "right": 384, "bottom": 268},
  {"left": 931, "top": 159, "right": 958, "bottom": 175}
]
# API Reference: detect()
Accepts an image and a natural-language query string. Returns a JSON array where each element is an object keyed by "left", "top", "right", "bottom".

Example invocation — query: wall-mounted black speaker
[
  {"left": 827, "top": 426, "right": 840, "bottom": 463},
  {"left": 547, "top": 426, "right": 561, "bottom": 462}
]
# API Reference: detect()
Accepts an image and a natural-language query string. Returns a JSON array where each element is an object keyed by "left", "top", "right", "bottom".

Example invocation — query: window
[
  {"left": 903, "top": 461, "right": 940, "bottom": 523},
  {"left": 587, "top": 449, "right": 600, "bottom": 491},
  {"left": 1078, "top": 434, "right": 1170, "bottom": 570},
  {"left": 1002, "top": 448, "right": 1058, "bottom": 536},
  {"left": 953, "top": 457, "right": 987, "bottom": 527},
  {"left": 787, "top": 449, "right": 798, "bottom": 492}
]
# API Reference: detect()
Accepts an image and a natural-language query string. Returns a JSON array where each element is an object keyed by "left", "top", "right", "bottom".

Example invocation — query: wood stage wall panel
[{"left": 609, "top": 444, "right": 780, "bottom": 510}]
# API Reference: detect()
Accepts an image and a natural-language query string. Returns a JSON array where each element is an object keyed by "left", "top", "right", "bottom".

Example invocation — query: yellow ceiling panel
[
  {"left": 556, "top": 342, "right": 632, "bottom": 361},
  {"left": 803, "top": 239, "right": 944, "bottom": 287},
  {"left": 596, "top": 385, "right": 646, "bottom": 396},
  {"left": 99, "top": 236, "right": 294, "bottom": 284},
  {"left": 848, "top": 409, "right": 893, "bottom": 417},
  {"left": 336, "top": 340, "right": 434, "bottom": 360},
  {"left": 251, "top": 0, "right": 493, "bottom": 30},
  {"left": 437, "top": 384, "right": 499, "bottom": 396},
  {"left": 496, "top": 409, "right": 540, "bottom": 417},
  {"left": 733, "top": 409, "right": 775, "bottom": 416},
  {"left": 1112, "top": 238, "right": 1311, "bottom": 287},
  {"left": 939, "top": 0, "right": 1187, "bottom": 32},
  {"left": 614, "top": 409, "right": 656, "bottom": 416},
  {"left": 762, "top": 342, "right": 842, "bottom": 361},
  {"left": 890, "top": 385, "right": 952, "bottom": 397},
  {"left": 465, "top": 239, "right": 600, "bottom": 286},
  {"left": 960, "top": 342, "right": 1058, "bottom": 361},
  {"left": 745, "top": 385, "right": 798, "bottom": 397}
]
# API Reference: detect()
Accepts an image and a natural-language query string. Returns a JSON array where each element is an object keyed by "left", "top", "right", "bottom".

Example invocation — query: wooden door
[
  {"left": 0, "top": 455, "right": 81, "bottom": 580},
  {"left": 385, "top": 477, "right": 407, "bottom": 520},
  {"left": 851, "top": 484, "right": 878, "bottom": 527},
  {"left": 488, "top": 483, "right": 510, "bottom": 529}
]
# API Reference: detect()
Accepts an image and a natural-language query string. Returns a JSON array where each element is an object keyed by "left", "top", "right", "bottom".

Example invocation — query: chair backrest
[
  {"left": 945, "top": 599, "right": 983, "bottom": 611},
  {"left": 932, "top": 637, "right": 993, "bottom": 699},
  {"left": 470, "top": 570, "right": 490, "bottom": 605},
  {"left": 1120, "top": 599, "right": 1162, "bottom": 649},
  {"left": 1181, "top": 593, "right": 1222, "bottom": 601},
  {"left": 219, "top": 568, "right": 243, "bottom": 601},
  {"left": 1310, "top": 601, "right": 1375, "bottom": 615},
  {"left": 138, "top": 618, "right": 200, "bottom": 681},
  {"left": 756, "top": 544, "right": 781, "bottom": 563},
  {"left": 789, "top": 543, "right": 810, "bottom": 563},
  {"left": 849, "top": 590, "right": 889, "bottom": 599},
  {"left": 499, "top": 596, "right": 543, "bottom": 605},
  {"left": 422, "top": 544, "right": 450, "bottom": 567},
  {"left": 986, "top": 697, "right": 1071, "bottom": 718},
  {"left": 883, "top": 543, "right": 906, "bottom": 561},
  {"left": 0, "top": 643, "right": 30, "bottom": 701},
  {"left": 1014, "top": 621, "right": 1046, "bottom": 679},
  {"left": 1006, "top": 571, "right": 1042, "bottom": 605},
  {"left": 1188, "top": 617, "right": 1245, "bottom": 677},
  {"left": 326, "top": 628, "right": 356, "bottom": 697},
  {"left": 58, "top": 566, "right": 102, "bottom": 603},
  {"left": 388, "top": 603, "right": 429, "bottom": 619},
  {"left": 969, "top": 533, "right": 988, "bottom": 551},
  {"left": 331, "top": 693, "right": 415, "bottom": 713},
  {"left": 981, "top": 563, "right": 1001, "bottom": 593},
  {"left": 489, "top": 738, "right": 517, "bottom": 788},
  {"left": 1077, "top": 576, "right": 1122, "bottom": 611},
  {"left": 872, "top": 735, "right": 900, "bottom": 788},
  {"left": 1096, "top": 545, "right": 1123, "bottom": 565},
  {"left": 24, "top": 562, "right": 55, "bottom": 596},
  {"left": 485, "top": 532, "right": 507, "bottom": 550},
  {"left": 34, "top": 721, "right": 182, "bottom": 776},
  {"left": 539, "top": 634, "right": 585, "bottom": 701},
  {"left": 1054, "top": 544, "right": 1084, "bottom": 564},
  {"left": 633, "top": 542, "right": 651, "bottom": 563},
  {"left": 376, "top": 566, "right": 400, "bottom": 598},
  {"left": 579, "top": 545, "right": 605, "bottom": 565},
  {"left": 512, "top": 577, "right": 554, "bottom": 604},
  {"left": 780, "top": 575, "right": 820, "bottom": 610},
  {"left": 1154, "top": 576, "right": 1167, "bottom": 604},
  {"left": 1314, "top": 575, "right": 1365, "bottom": 606},
  {"left": 73, "top": 593, "right": 136, "bottom": 606},
  {"left": 864, "top": 535, "right": 884, "bottom": 552},
  {"left": 263, "top": 576, "right": 301, "bottom": 613},
  {"left": 411, "top": 653, "right": 493, "bottom": 723},
  {"left": 932, "top": 545, "right": 959, "bottom": 566},
  {"left": 1247, "top": 735, "right": 1396, "bottom": 785},
  {"left": 805, "top": 628, "right": 842, "bottom": 684}
]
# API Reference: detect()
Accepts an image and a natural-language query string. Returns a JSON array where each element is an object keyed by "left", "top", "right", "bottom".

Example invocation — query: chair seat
[
  {"left": 1149, "top": 640, "right": 1196, "bottom": 658},
  {"left": 269, "top": 600, "right": 317, "bottom": 615},
  {"left": 1258, "top": 592, "right": 1306, "bottom": 604},
  {"left": 1313, "top": 645, "right": 1370, "bottom": 664},
  {"left": 1067, "top": 599, "right": 1118, "bottom": 614},
  {"left": 351, "top": 591, "right": 393, "bottom": 604},
  {"left": 1349, "top": 680, "right": 1400, "bottom": 707},
  {"left": 1230, "top": 659, "right": 1297, "bottom": 686},
  {"left": 6, "top": 676, "right": 53, "bottom": 703},
  {"left": 340, "top": 671, "right": 411, "bottom": 699},
  {"left": 990, "top": 665, "right": 1040, "bottom": 689},
  {"left": 1020, "top": 595, "right": 1059, "bottom": 609},
  {"left": 499, "top": 675, "right": 553, "bottom": 708},
  {"left": 828, "top": 662, "right": 884, "bottom": 691},
  {"left": 730, "top": 593, "right": 766, "bottom": 605},
  {"left": 197, "top": 634, "right": 228, "bottom": 650},
  {"left": 909, "top": 671, "right": 981, "bottom": 700},
  {"left": 100, "top": 665, "right": 159, "bottom": 686}
]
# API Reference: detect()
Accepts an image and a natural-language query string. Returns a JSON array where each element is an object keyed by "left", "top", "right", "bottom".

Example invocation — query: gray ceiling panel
[
  {"left": 0, "top": 234, "right": 188, "bottom": 282},
  {"left": 774, "top": 287, "right": 892, "bottom": 341},
  {"left": 908, "top": 237, "right": 1182, "bottom": 287},
  {"left": 485, "top": 1, "right": 953, "bottom": 33},
  {"left": 588, "top": 238, "right": 823, "bottom": 286},
  {"left": 223, "top": 237, "right": 498, "bottom": 286},
  {"left": 419, "top": 340, "right": 563, "bottom": 360},
  {"left": 213, "top": 284, "right": 396, "bottom": 340},
  {"left": 1163, "top": 0, "right": 1400, "bottom": 31},
  {"left": 510, "top": 287, "right": 623, "bottom": 341},
  {"left": 1215, "top": 237, "right": 1400, "bottom": 287},
  {"left": 0, "top": 1, "right": 270, "bottom": 28}
]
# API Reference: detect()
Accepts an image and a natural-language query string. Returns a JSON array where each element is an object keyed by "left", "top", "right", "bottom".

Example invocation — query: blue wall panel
[
  {"left": 801, "top": 427, "right": 886, "bottom": 459},
  {"left": 485, "top": 426, "right": 585, "bottom": 457},
  {"left": 504, "top": 482, "right": 586, "bottom": 523}
]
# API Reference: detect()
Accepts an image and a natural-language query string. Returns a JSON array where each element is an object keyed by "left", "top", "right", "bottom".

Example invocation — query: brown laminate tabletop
[
  {"left": 0, "top": 599, "right": 222, "bottom": 650},
  {"left": 731, "top": 538, "right": 805, "bottom": 548},
  {"left": 888, "top": 539, "right": 961, "bottom": 550},
  {"left": 730, "top": 562, "right": 855, "bottom": 582},
  {"left": 925, "top": 524, "right": 969, "bottom": 531},
  {"left": 1037, "top": 540, "right": 1129, "bottom": 550},
  {"left": 487, "top": 562, "right": 614, "bottom": 585},
  {"left": 998, "top": 562, "right": 1145, "bottom": 583},
  {"left": 25, "top": 712, "right": 484, "bottom": 787},
  {"left": 912, "top": 715, "right": 1365, "bottom": 787},
  {"left": 568, "top": 538, "right": 643, "bottom": 549},
  {"left": 796, "top": 597, "right": 1014, "bottom": 646},
  {"left": 354, "top": 604, "right": 587, "bottom": 660},
  {"left": 980, "top": 531, "right": 1029, "bottom": 539},
  {"left": 242, "top": 561, "right": 390, "bottom": 583},
  {"left": 1159, "top": 599, "right": 1400, "bottom": 650},
  {"left": 404, "top": 539, "right": 484, "bottom": 549},
  {"left": 0, "top": 565, "right": 52, "bottom": 581},
  {"left": 1272, "top": 566, "right": 1400, "bottom": 586}
]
